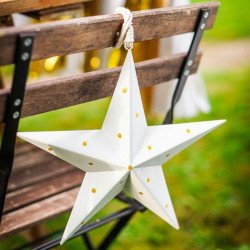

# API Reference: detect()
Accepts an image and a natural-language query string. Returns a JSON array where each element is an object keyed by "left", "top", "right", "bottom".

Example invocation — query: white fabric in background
[
  {"left": 12, "top": 13, "right": 33, "bottom": 26},
  {"left": 151, "top": 0, "right": 211, "bottom": 119}
]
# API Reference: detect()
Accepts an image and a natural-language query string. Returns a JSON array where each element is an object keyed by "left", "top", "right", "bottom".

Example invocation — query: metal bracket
[
  {"left": 163, "top": 9, "right": 211, "bottom": 124},
  {"left": 0, "top": 34, "right": 34, "bottom": 221}
]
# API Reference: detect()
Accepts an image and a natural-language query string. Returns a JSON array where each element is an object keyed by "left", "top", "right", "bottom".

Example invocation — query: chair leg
[
  {"left": 97, "top": 212, "right": 135, "bottom": 250},
  {"left": 82, "top": 233, "right": 94, "bottom": 250}
]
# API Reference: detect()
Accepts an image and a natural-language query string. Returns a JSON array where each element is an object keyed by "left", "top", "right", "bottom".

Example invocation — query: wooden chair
[{"left": 0, "top": 2, "right": 219, "bottom": 249}]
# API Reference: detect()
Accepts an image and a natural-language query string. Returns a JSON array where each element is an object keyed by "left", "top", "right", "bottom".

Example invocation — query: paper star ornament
[{"left": 18, "top": 50, "right": 225, "bottom": 244}]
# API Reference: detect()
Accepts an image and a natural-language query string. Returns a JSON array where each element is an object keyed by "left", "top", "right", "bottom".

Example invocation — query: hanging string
[{"left": 114, "top": 7, "right": 134, "bottom": 50}]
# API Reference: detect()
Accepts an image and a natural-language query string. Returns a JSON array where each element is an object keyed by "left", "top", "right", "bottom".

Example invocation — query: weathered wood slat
[
  {"left": 0, "top": 0, "right": 89, "bottom": 17},
  {"left": 8, "top": 151, "right": 75, "bottom": 192},
  {"left": 14, "top": 142, "right": 37, "bottom": 156},
  {"left": 12, "top": 146, "right": 49, "bottom": 172},
  {"left": 0, "top": 188, "right": 79, "bottom": 237},
  {"left": 5, "top": 143, "right": 76, "bottom": 193},
  {"left": 0, "top": 52, "right": 202, "bottom": 123},
  {"left": 4, "top": 169, "right": 83, "bottom": 214},
  {"left": 0, "top": 2, "right": 218, "bottom": 65}
]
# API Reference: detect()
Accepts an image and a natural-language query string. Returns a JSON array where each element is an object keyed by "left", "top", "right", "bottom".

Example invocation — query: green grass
[
  {"left": 1, "top": 64, "right": 249, "bottom": 249},
  {"left": 192, "top": 0, "right": 250, "bottom": 40}
]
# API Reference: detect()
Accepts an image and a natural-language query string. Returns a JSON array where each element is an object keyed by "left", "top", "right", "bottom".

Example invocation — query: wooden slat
[
  {"left": 0, "top": 2, "right": 219, "bottom": 65},
  {"left": 8, "top": 148, "right": 75, "bottom": 192},
  {"left": 0, "top": 52, "right": 202, "bottom": 123},
  {"left": 0, "top": 188, "right": 79, "bottom": 237},
  {"left": 14, "top": 142, "right": 36, "bottom": 156},
  {"left": 12, "top": 146, "right": 49, "bottom": 172},
  {"left": 4, "top": 169, "right": 83, "bottom": 214},
  {"left": 0, "top": 0, "right": 89, "bottom": 17}
]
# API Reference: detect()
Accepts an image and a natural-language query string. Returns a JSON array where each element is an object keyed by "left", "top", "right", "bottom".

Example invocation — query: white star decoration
[{"left": 18, "top": 50, "right": 225, "bottom": 244}]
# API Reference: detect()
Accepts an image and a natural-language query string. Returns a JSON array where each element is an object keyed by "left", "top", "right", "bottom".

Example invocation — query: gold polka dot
[
  {"left": 88, "top": 162, "right": 94, "bottom": 166},
  {"left": 117, "top": 133, "right": 122, "bottom": 139},
  {"left": 96, "top": 219, "right": 100, "bottom": 223},
  {"left": 139, "top": 192, "right": 143, "bottom": 195},
  {"left": 147, "top": 145, "right": 152, "bottom": 150},
  {"left": 135, "top": 112, "right": 139, "bottom": 118},
  {"left": 128, "top": 165, "right": 133, "bottom": 171},
  {"left": 91, "top": 188, "right": 96, "bottom": 193},
  {"left": 48, "top": 147, "right": 53, "bottom": 151},
  {"left": 122, "top": 87, "right": 128, "bottom": 93},
  {"left": 186, "top": 129, "right": 191, "bottom": 133},
  {"left": 165, "top": 204, "right": 168, "bottom": 208},
  {"left": 165, "top": 154, "right": 170, "bottom": 158},
  {"left": 147, "top": 178, "right": 150, "bottom": 183},
  {"left": 82, "top": 141, "right": 88, "bottom": 147}
]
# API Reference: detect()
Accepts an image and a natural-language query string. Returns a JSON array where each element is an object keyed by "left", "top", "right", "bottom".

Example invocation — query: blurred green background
[{"left": 1, "top": 0, "right": 250, "bottom": 249}]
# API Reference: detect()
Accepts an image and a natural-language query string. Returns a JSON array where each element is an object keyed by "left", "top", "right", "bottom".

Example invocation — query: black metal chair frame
[{"left": 0, "top": 9, "right": 210, "bottom": 250}]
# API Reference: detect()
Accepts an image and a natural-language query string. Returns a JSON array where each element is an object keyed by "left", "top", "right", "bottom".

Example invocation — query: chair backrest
[
  {"left": 0, "top": 2, "right": 219, "bottom": 123},
  {"left": 0, "top": 2, "right": 219, "bottom": 222}
]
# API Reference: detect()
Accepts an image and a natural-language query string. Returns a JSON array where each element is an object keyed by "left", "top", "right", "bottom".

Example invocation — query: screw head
[
  {"left": 21, "top": 52, "right": 29, "bottom": 61},
  {"left": 187, "top": 60, "right": 193, "bottom": 66},
  {"left": 14, "top": 99, "right": 21, "bottom": 106},
  {"left": 204, "top": 12, "right": 209, "bottom": 19},
  {"left": 23, "top": 38, "right": 32, "bottom": 47},
  {"left": 184, "top": 69, "right": 190, "bottom": 76},
  {"left": 201, "top": 23, "right": 206, "bottom": 30},
  {"left": 13, "top": 111, "right": 20, "bottom": 119}
]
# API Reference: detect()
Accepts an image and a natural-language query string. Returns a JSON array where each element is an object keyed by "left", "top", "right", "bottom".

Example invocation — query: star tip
[
  {"left": 60, "top": 237, "right": 67, "bottom": 245},
  {"left": 165, "top": 213, "right": 180, "bottom": 230},
  {"left": 170, "top": 219, "right": 180, "bottom": 230},
  {"left": 16, "top": 132, "right": 27, "bottom": 141},
  {"left": 212, "top": 119, "right": 227, "bottom": 128},
  {"left": 174, "top": 223, "right": 180, "bottom": 230},
  {"left": 217, "top": 119, "right": 227, "bottom": 124},
  {"left": 163, "top": 214, "right": 180, "bottom": 230},
  {"left": 204, "top": 119, "right": 226, "bottom": 129},
  {"left": 127, "top": 49, "right": 134, "bottom": 61},
  {"left": 16, "top": 132, "right": 23, "bottom": 137},
  {"left": 17, "top": 132, "right": 33, "bottom": 140}
]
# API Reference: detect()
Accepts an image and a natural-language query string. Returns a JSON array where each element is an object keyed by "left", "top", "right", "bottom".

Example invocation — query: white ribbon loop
[{"left": 114, "top": 7, "right": 134, "bottom": 50}]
